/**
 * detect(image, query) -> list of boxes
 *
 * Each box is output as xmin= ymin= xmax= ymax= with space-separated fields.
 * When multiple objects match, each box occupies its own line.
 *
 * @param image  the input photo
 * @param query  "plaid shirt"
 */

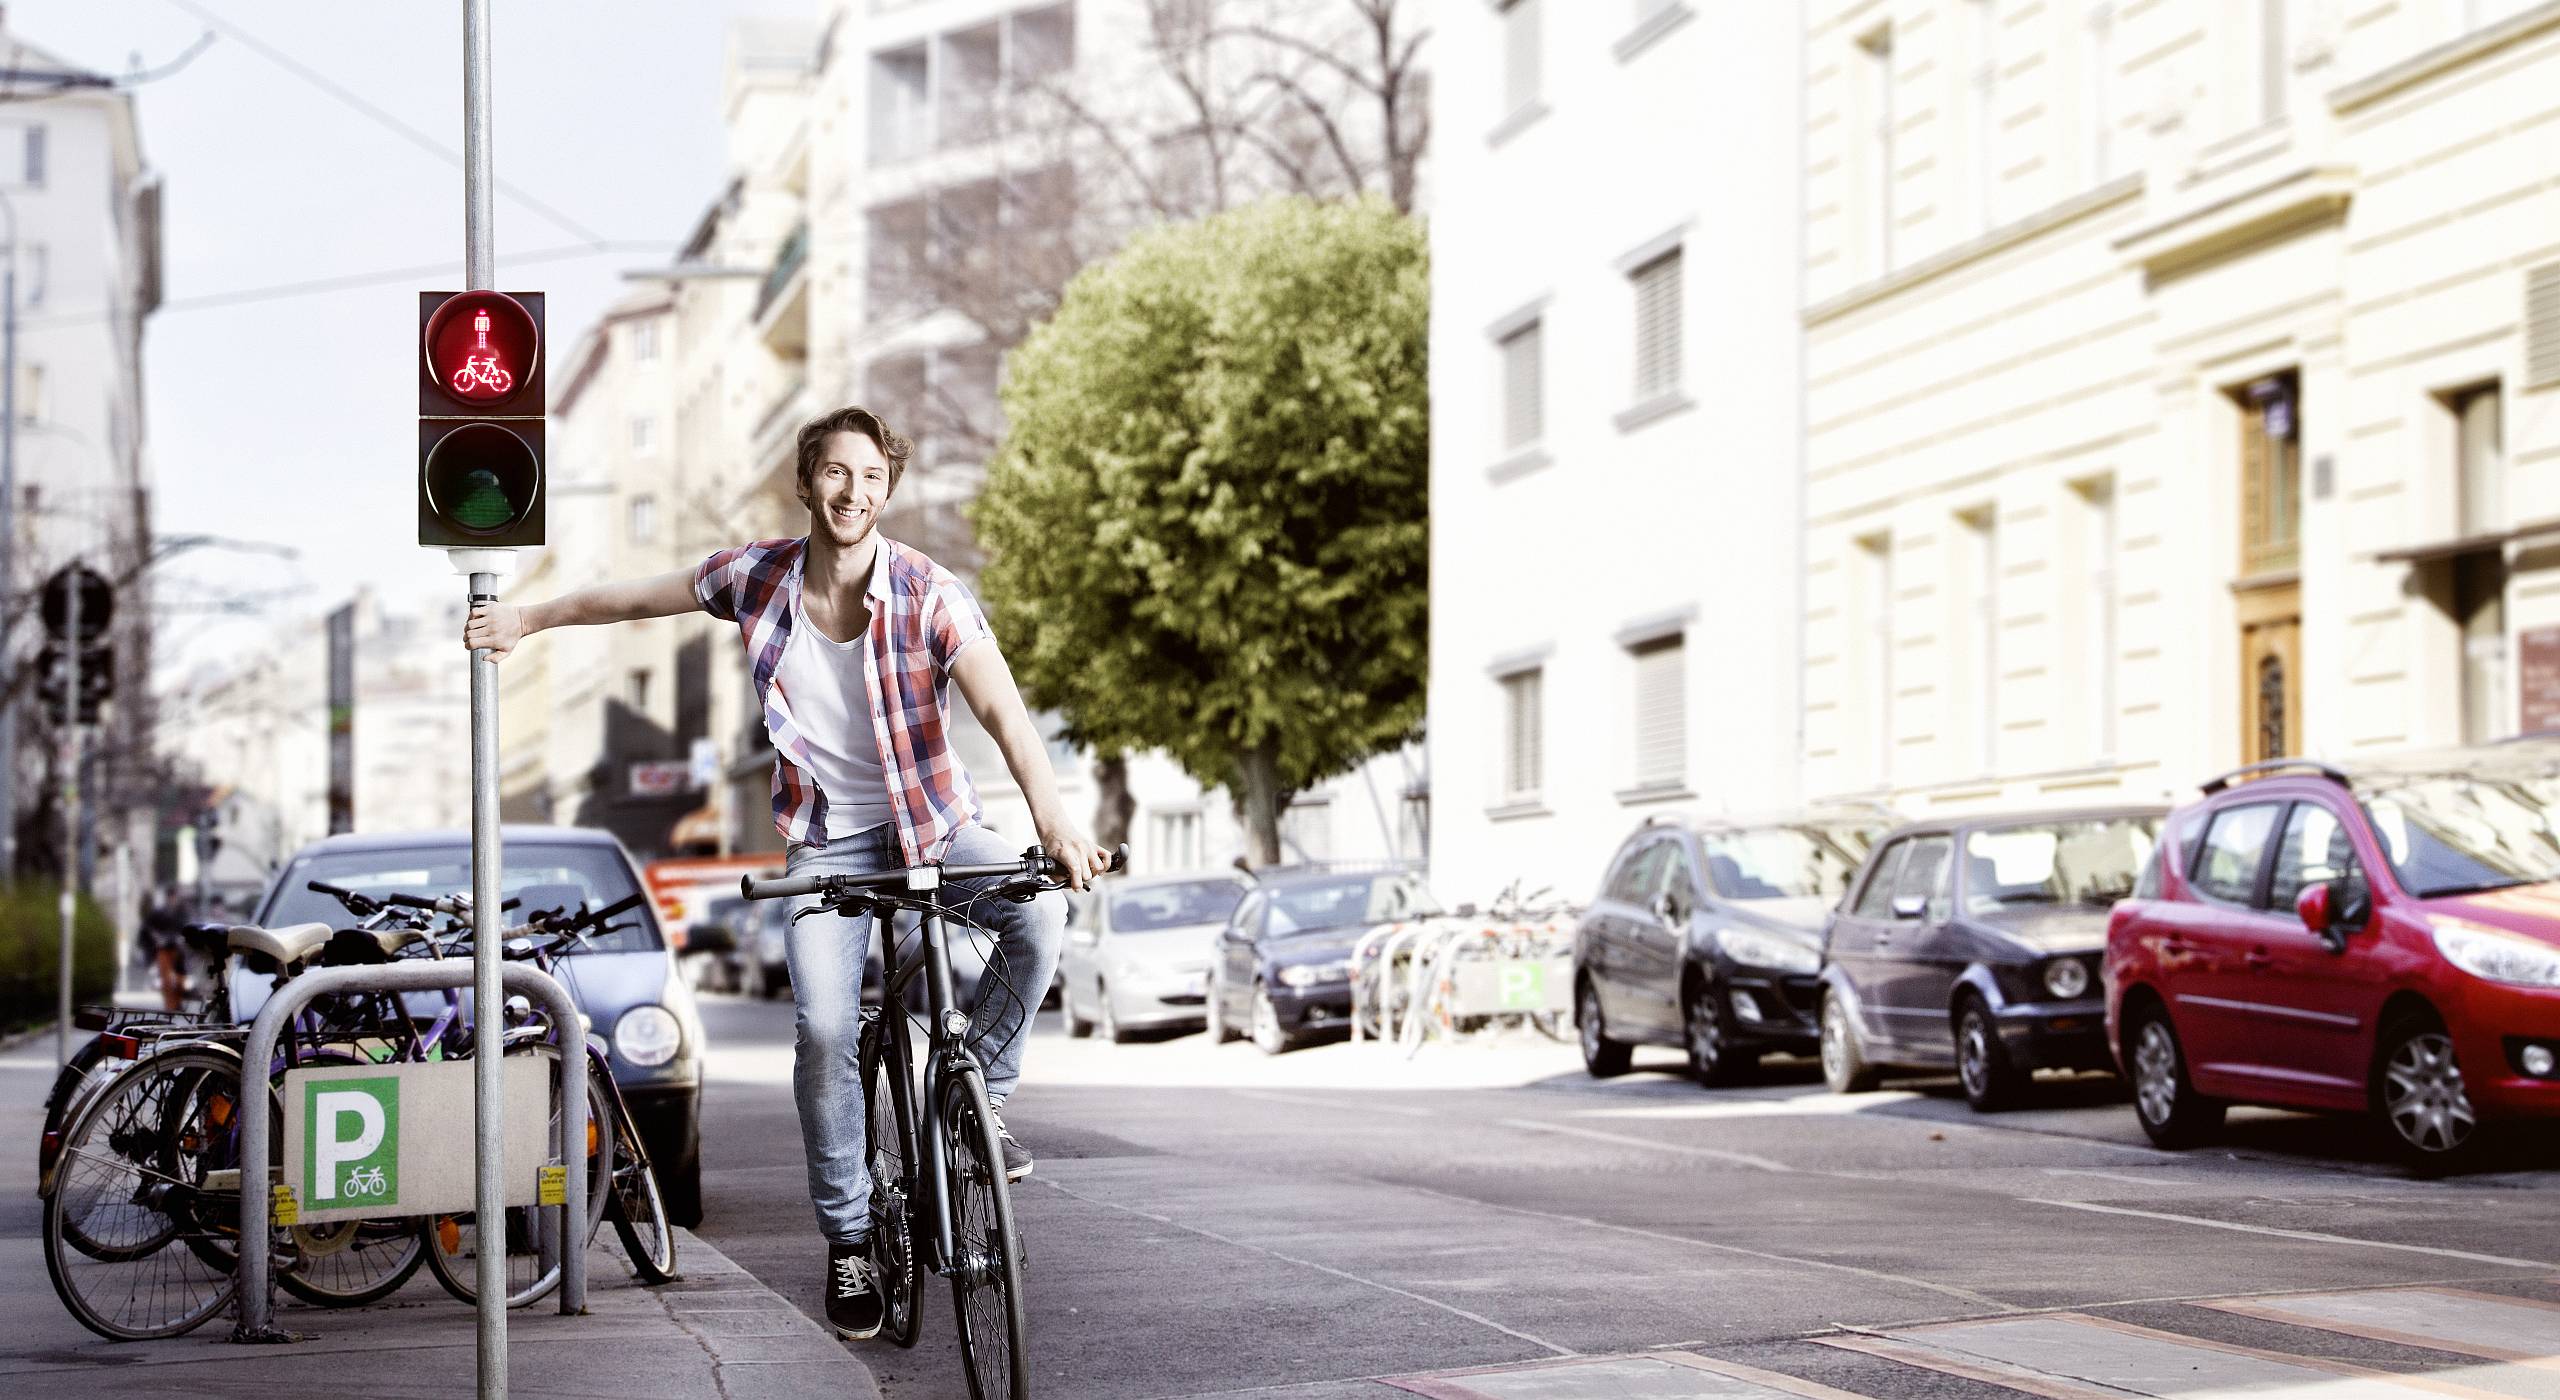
xmin=695 ymin=536 xmax=994 ymax=863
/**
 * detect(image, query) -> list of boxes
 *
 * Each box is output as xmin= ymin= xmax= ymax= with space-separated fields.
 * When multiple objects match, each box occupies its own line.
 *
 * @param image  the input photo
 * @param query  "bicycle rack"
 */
xmin=1349 ymin=896 xmax=1581 ymax=1055
xmin=232 ymin=959 xmax=594 ymax=1341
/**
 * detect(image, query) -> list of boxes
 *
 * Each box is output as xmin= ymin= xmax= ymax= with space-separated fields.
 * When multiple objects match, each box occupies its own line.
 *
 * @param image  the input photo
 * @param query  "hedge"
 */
xmin=0 ymin=882 xmax=115 ymax=1035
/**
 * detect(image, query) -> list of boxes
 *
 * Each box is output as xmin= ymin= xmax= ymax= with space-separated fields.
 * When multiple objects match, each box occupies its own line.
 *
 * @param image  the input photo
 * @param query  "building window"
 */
xmin=1860 ymin=532 xmax=1894 ymax=784
xmin=632 ymin=321 xmax=659 ymax=361
xmin=2083 ymin=2 xmax=2115 ymax=184
xmin=2448 ymin=381 xmax=2506 ymax=743
xmin=22 ymin=243 xmax=44 ymax=307
xmin=1501 ymin=0 xmax=1541 ymax=119
xmin=1281 ymin=796 xmax=1332 ymax=862
xmin=17 ymin=361 xmax=41 ymax=424
xmin=632 ymin=416 xmax=656 ymax=455
xmin=1500 ymin=668 xmax=1543 ymax=802
xmin=1630 ymin=248 xmax=1683 ymax=403
xmin=1961 ymin=509 xmax=1998 ymax=773
xmin=627 ymin=669 xmax=651 ymax=711
xmin=20 ymin=125 xmax=42 ymax=187
xmin=2259 ymin=0 xmax=2288 ymax=126
xmin=1965 ymin=0 xmax=1998 ymax=233
xmin=2077 ymin=477 xmax=2118 ymax=761
xmin=1858 ymin=25 xmax=1895 ymax=277
xmin=629 ymin=494 xmax=657 ymax=545
xmin=1629 ymin=635 xmax=1687 ymax=790
xmin=1499 ymin=319 xmax=1542 ymax=451
xmin=2455 ymin=381 xmax=2504 ymax=536
xmin=1150 ymin=807 xmax=1203 ymax=871
xmin=2238 ymin=373 xmax=2301 ymax=576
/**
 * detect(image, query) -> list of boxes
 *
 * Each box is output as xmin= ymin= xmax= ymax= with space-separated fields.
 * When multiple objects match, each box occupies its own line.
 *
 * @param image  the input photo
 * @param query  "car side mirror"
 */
xmin=1652 ymin=892 xmax=1684 ymax=926
xmin=1890 ymin=894 xmax=1926 ymax=921
xmin=2294 ymin=882 xmax=2331 ymax=935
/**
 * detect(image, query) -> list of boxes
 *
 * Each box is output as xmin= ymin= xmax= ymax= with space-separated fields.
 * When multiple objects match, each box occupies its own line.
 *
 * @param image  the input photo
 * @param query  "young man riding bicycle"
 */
xmin=462 ymin=405 xmax=1110 ymax=1339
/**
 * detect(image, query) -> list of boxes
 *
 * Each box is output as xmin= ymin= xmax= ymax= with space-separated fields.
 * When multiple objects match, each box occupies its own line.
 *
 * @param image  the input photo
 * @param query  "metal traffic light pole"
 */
xmin=55 ymin=568 xmax=76 ymax=1071
xmin=459 ymin=0 xmax=512 ymax=1391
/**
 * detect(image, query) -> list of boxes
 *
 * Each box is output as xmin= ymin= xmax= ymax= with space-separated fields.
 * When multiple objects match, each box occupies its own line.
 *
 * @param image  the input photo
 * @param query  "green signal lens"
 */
xmin=450 ymin=468 xmax=515 ymax=529
xmin=423 ymin=423 xmax=540 ymax=536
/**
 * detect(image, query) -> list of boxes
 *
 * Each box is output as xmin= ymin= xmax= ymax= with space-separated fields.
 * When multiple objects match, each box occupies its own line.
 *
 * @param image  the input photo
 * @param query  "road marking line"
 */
xmin=1394 ymin=1182 xmax=2013 ymax=1313
xmin=1230 ymin=1088 xmax=1437 ymax=1118
xmin=1498 ymin=1118 xmax=1796 ymax=1173
xmin=2040 ymin=1168 xmax=2168 ymax=1187
xmin=2020 ymin=1198 xmax=2560 ymax=1269
xmin=2192 ymin=1287 xmax=2560 ymax=1369
xmin=1028 ymin=1176 xmax=1576 ymax=1358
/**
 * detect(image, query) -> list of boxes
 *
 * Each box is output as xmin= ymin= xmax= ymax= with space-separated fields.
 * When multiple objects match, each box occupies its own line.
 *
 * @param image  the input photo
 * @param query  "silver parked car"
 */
xmin=1060 ymin=873 xmax=1251 ymax=1041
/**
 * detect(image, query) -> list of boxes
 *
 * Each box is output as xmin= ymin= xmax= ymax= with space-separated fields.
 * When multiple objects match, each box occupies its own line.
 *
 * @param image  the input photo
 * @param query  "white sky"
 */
xmin=21 ymin=0 xmax=806 ymax=681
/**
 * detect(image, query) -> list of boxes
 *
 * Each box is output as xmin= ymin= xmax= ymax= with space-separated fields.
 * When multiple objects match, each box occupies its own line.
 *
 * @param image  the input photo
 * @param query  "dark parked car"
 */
xmin=1206 ymin=866 xmax=1441 ymax=1054
xmin=243 ymin=825 xmax=708 ymax=1224
xmin=2109 ymin=747 xmax=2560 ymax=1166
xmin=1575 ymin=810 xmax=1889 ymax=1084
xmin=1818 ymin=806 xmax=2165 ymax=1110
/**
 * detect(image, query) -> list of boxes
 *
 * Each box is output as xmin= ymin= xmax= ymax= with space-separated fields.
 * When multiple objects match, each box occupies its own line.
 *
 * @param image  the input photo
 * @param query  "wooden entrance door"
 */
xmin=2238 ymin=583 xmax=2302 ymax=762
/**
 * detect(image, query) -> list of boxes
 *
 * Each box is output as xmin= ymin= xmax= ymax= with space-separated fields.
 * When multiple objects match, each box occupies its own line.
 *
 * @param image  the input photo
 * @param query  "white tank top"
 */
xmin=772 ymin=585 xmax=895 ymax=840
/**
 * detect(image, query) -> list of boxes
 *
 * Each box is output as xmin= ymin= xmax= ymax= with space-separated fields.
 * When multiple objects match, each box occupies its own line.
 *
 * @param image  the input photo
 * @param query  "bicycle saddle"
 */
xmin=226 ymin=922 xmax=335 ymax=969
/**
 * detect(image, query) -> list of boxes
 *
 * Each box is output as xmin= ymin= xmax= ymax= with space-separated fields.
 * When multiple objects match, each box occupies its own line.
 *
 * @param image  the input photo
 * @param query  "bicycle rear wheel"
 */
xmin=423 ymin=1044 xmax=611 ymax=1308
xmin=861 ymin=1015 xmax=923 ymax=1347
xmin=605 ymin=1097 xmax=679 ymax=1284
xmin=941 ymin=1070 xmax=1028 ymax=1400
xmin=42 ymin=1045 xmax=246 ymax=1340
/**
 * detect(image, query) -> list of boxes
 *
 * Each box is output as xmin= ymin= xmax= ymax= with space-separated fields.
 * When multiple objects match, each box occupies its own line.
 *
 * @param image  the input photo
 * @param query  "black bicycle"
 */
xmin=743 ymin=842 xmax=1123 ymax=1400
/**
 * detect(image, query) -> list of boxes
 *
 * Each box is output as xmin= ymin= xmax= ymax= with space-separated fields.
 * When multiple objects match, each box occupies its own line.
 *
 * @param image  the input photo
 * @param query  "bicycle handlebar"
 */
xmin=307 ymin=880 xmax=520 ymax=921
xmin=740 ymin=843 xmax=1129 ymax=902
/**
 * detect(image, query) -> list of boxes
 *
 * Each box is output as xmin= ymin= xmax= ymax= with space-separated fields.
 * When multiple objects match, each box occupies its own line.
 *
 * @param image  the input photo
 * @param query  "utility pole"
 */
xmin=2 ymin=206 xmax=20 ymax=882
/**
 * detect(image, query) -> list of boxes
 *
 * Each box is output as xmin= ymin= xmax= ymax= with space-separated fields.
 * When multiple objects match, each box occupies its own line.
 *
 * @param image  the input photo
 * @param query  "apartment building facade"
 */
xmin=1426 ymin=0 xmax=1808 ymax=902
xmin=1799 ymin=0 xmax=2560 ymax=812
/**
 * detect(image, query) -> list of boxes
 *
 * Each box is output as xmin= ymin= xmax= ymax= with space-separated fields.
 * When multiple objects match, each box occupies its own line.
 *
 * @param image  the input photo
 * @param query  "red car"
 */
xmin=2106 ymin=747 xmax=2560 ymax=1167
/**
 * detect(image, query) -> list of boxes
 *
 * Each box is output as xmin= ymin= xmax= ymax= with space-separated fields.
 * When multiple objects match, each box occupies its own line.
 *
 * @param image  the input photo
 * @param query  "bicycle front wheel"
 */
xmin=423 ymin=1044 xmax=611 ymax=1309
xmin=941 ymin=1070 xmax=1028 ymax=1400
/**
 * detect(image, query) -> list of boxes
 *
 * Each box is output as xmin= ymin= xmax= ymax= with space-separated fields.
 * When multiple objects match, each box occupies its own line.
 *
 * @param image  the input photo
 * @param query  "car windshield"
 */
xmin=2360 ymin=773 xmax=2560 ymax=897
xmin=1700 ymin=825 xmax=1871 ymax=901
xmin=1962 ymin=818 xmax=2159 ymax=914
xmin=260 ymin=843 xmax=661 ymax=954
xmin=1110 ymin=878 xmax=1248 ymax=933
xmin=1267 ymin=872 xmax=1441 ymax=936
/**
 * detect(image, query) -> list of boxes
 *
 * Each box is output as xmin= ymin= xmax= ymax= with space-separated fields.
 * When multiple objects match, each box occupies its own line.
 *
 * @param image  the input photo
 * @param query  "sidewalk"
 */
xmin=0 ymin=1036 xmax=877 ymax=1400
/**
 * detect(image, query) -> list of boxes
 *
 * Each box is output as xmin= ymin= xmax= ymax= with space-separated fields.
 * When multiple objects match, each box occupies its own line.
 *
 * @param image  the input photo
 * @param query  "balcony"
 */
xmin=755 ymin=221 xmax=809 ymax=357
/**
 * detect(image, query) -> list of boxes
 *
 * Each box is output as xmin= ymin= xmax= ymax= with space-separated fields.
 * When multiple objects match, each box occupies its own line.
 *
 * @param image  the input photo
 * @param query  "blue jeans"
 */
xmin=783 ymin=821 xmax=1065 ymax=1243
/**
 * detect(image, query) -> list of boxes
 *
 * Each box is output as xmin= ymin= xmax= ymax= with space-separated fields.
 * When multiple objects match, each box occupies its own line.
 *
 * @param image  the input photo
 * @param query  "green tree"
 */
xmin=974 ymin=196 xmax=1427 ymax=865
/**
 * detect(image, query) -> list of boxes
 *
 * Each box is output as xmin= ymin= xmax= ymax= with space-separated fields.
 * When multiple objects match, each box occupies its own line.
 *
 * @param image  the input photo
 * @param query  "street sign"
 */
xmin=280 ymin=1056 xmax=553 ymax=1223
xmin=630 ymin=760 xmax=692 ymax=796
xmin=419 ymin=289 xmax=547 ymax=548
xmin=39 ymin=562 xmax=111 ymax=642
xmin=1451 ymin=957 xmax=1574 ymax=1016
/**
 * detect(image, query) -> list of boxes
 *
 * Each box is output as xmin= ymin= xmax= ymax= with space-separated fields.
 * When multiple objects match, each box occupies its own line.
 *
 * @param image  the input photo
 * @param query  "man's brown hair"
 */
xmin=795 ymin=406 xmax=912 ymax=503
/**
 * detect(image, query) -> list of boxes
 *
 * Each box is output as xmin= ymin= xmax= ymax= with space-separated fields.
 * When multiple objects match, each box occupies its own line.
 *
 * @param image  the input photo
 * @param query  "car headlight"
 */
xmin=613 ymin=1004 xmax=683 ymax=1066
xmin=2431 ymin=918 xmax=2560 ymax=988
xmin=2043 ymin=958 xmax=2091 ymax=999
xmin=1277 ymin=960 xmax=1351 ymax=988
xmin=1713 ymin=926 xmax=1819 ymax=975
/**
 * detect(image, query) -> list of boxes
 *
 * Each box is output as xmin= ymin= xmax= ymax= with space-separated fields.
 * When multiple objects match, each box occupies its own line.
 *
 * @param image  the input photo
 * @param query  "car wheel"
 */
xmin=1250 ymin=982 xmax=1295 ymax=1056
xmin=1956 ymin=1000 xmax=2026 ymax=1113
xmin=1206 ymin=974 xmax=1240 ymax=1044
xmin=1099 ymin=983 xmax=1130 ymax=1045
xmin=2127 ymin=1003 xmax=2223 ymax=1149
xmin=1062 ymin=984 xmax=1093 ymax=1039
xmin=1819 ymin=991 xmax=1881 ymax=1094
xmin=1684 ymin=973 xmax=1757 ymax=1087
xmin=2374 ymin=1012 xmax=2482 ymax=1171
xmin=1577 ymin=978 xmax=1633 ymax=1078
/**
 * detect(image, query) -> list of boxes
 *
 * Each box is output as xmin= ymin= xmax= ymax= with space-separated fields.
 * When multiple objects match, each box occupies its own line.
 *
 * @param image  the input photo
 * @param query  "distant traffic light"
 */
xmin=35 ymin=643 xmax=112 ymax=724
xmin=418 ymin=290 xmax=546 ymax=548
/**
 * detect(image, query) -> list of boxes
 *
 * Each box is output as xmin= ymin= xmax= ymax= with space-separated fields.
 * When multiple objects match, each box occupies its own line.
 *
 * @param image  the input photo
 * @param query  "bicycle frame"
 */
xmin=871 ymin=866 xmax=996 ymax=1281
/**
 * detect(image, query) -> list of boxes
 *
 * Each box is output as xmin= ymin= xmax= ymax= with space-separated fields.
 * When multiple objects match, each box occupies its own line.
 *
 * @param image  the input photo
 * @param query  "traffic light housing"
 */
xmin=418 ymin=290 xmax=545 ymax=548
xmin=35 ymin=643 xmax=113 ymax=725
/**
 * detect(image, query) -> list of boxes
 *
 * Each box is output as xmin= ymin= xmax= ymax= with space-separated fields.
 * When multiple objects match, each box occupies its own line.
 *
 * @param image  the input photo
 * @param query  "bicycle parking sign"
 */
xmin=282 ymin=1058 xmax=551 ymax=1223
xmin=305 ymin=1076 xmax=402 ymax=1210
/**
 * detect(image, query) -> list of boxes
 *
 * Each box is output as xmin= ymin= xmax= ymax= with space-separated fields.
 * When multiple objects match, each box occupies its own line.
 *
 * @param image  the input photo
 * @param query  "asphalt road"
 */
xmin=688 ymin=993 xmax=2560 ymax=1400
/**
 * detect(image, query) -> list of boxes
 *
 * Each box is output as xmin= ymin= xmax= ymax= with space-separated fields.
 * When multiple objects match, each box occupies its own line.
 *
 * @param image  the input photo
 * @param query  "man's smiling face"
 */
xmin=801 ymin=430 xmax=893 ymax=548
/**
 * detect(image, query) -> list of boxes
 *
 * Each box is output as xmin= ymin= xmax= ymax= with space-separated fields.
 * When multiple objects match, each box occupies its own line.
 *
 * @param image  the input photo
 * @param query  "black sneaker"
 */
xmin=825 ymin=1240 xmax=882 ymax=1340
xmin=986 ymin=1103 xmax=1033 ymax=1181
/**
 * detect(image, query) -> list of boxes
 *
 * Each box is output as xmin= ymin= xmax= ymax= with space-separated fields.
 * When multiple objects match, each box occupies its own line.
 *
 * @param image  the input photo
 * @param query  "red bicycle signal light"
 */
xmin=419 ymin=290 xmax=544 ymax=416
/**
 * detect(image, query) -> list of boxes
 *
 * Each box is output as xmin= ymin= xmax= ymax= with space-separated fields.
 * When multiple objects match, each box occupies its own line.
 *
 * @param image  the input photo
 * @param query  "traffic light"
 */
xmin=34 ymin=644 xmax=112 ymax=724
xmin=418 ymin=290 xmax=546 ymax=548
xmin=37 ymin=563 xmax=114 ymax=724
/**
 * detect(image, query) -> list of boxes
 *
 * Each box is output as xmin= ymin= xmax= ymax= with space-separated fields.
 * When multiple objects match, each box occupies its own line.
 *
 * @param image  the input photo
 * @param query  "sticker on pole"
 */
xmin=272 ymin=1183 xmax=300 ymax=1226
xmin=282 ymin=1057 xmax=552 ymax=1222
xmin=537 ymin=1163 xmax=567 ymax=1207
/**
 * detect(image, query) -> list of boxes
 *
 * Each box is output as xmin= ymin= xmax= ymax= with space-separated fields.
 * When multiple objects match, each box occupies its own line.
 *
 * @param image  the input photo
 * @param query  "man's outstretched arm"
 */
xmin=950 ymin=641 xmax=1112 ymax=892
xmin=462 ymin=567 xmax=699 ymax=660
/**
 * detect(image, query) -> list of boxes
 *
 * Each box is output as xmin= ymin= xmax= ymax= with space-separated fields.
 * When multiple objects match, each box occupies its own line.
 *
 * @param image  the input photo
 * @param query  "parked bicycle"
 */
xmin=744 ymin=841 xmax=1125 ymax=1400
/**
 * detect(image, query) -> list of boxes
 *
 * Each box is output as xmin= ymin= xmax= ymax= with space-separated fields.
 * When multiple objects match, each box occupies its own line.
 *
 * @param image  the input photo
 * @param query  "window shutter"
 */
xmin=1503 ymin=0 xmax=1541 ymax=116
xmin=2529 ymin=261 xmax=2560 ymax=391
xmin=1631 ymin=638 xmax=1686 ymax=787
xmin=1503 ymin=670 xmax=1543 ymax=799
xmin=1501 ymin=321 xmax=1543 ymax=450
xmin=1632 ymin=250 xmax=1684 ymax=402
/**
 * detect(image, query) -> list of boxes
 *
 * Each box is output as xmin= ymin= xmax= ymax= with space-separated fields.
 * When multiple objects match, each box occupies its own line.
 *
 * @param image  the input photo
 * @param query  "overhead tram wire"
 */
xmin=158 ymin=0 xmax=614 ymax=250
xmin=13 ymin=241 xmax=668 ymax=329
